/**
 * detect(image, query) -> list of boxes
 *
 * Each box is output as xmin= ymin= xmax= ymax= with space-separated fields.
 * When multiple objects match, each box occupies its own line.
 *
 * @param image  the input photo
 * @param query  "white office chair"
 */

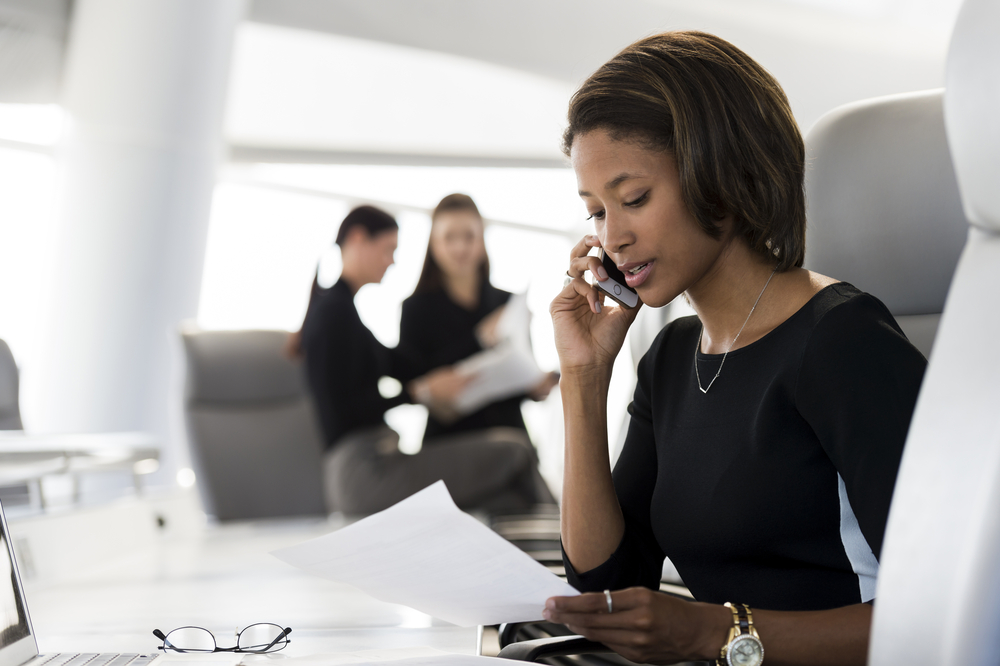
xmin=804 ymin=89 xmax=967 ymax=359
xmin=868 ymin=0 xmax=1000 ymax=663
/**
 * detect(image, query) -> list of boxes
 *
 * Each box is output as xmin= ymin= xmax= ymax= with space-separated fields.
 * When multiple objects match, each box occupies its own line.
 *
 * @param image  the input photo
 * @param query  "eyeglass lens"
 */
xmin=237 ymin=623 xmax=291 ymax=652
xmin=162 ymin=627 xmax=215 ymax=653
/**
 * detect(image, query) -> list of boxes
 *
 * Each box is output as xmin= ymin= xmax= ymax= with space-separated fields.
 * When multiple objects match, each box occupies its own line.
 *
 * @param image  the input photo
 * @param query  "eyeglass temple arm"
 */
xmin=153 ymin=629 xmax=191 ymax=653
xmin=258 ymin=627 xmax=293 ymax=652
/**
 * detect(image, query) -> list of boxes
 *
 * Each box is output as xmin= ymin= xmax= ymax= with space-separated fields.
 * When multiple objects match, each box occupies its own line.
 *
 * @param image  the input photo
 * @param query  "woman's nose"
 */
xmin=601 ymin=215 xmax=634 ymax=255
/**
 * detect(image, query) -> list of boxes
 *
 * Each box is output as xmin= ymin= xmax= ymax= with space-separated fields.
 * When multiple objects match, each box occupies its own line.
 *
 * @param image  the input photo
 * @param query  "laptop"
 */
xmin=0 ymin=500 xmax=159 ymax=666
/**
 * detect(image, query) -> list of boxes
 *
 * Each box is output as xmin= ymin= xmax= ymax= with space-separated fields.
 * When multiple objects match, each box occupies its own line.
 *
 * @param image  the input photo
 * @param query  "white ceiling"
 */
xmin=248 ymin=0 xmax=961 ymax=84
xmin=0 ymin=0 xmax=966 ymax=160
xmin=239 ymin=0 xmax=962 ymax=158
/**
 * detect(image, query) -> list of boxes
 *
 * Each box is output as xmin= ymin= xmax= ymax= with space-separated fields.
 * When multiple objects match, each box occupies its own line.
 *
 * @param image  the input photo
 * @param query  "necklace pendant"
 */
xmin=693 ymin=265 xmax=778 ymax=395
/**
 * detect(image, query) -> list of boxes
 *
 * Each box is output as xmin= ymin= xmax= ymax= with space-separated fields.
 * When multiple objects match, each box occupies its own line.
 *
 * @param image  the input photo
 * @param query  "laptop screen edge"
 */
xmin=0 ymin=499 xmax=39 ymax=666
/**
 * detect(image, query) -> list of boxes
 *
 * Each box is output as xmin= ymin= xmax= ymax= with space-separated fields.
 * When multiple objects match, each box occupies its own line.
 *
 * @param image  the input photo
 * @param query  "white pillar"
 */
xmin=35 ymin=0 xmax=245 ymax=484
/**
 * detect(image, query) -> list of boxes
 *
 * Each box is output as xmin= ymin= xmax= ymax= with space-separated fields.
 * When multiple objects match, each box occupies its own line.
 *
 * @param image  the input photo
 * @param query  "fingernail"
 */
xmin=542 ymin=609 xmax=552 ymax=620
xmin=597 ymin=266 xmax=608 ymax=280
xmin=587 ymin=235 xmax=598 ymax=242
xmin=595 ymin=301 xmax=602 ymax=314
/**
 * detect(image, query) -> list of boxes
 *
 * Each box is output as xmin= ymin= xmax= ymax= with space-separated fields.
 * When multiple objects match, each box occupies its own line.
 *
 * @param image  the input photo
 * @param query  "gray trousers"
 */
xmin=323 ymin=425 xmax=555 ymax=516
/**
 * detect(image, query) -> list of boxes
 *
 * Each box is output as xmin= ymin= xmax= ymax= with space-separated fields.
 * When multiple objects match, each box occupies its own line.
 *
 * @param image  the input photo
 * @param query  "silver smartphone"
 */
xmin=595 ymin=248 xmax=639 ymax=309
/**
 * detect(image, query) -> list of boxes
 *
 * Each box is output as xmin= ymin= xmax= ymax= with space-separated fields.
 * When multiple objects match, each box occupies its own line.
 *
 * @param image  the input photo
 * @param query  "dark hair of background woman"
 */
xmin=411 ymin=193 xmax=491 ymax=296
xmin=308 ymin=205 xmax=398 ymax=303
xmin=334 ymin=205 xmax=398 ymax=246
xmin=563 ymin=30 xmax=806 ymax=271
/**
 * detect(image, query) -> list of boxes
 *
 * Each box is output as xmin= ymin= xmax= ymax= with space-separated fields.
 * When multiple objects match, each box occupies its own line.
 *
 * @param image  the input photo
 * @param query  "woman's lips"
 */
xmin=623 ymin=261 xmax=653 ymax=288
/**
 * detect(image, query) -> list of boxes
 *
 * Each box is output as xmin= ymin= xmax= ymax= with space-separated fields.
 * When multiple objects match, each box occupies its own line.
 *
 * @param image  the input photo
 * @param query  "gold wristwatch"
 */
xmin=717 ymin=602 xmax=764 ymax=666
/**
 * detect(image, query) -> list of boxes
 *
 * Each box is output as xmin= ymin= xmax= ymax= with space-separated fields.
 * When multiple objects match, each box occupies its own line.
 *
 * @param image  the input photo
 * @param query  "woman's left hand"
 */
xmin=543 ymin=588 xmax=726 ymax=664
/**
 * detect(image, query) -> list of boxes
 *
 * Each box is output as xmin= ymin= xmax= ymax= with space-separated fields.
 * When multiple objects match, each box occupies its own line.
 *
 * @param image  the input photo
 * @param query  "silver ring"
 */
xmin=604 ymin=589 xmax=613 ymax=614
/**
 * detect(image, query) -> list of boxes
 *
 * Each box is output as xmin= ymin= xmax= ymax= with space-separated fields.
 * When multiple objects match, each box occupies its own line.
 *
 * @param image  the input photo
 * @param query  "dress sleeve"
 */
xmin=795 ymin=295 xmax=927 ymax=560
xmin=387 ymin=317 xmax=423 ymax=387
xmin=564 ymin=343 xmax=665 ymax=592
xmin=306 ymin=297 xmax=400 ymax=426
xmin=399 ymin=297 xmax=439 ymax=377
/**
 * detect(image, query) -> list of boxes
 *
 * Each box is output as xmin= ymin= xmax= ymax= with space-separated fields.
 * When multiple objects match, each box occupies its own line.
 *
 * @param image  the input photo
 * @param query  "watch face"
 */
xmin=728 ymin=634 xmax=764 ymax=666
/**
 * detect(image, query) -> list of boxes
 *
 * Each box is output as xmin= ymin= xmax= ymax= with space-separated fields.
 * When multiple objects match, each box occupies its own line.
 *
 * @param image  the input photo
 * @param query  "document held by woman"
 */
xmin=271 ymin=481 xmax=578 ymax=626
xmin=451 ymin=292 xmax=546 ymax=416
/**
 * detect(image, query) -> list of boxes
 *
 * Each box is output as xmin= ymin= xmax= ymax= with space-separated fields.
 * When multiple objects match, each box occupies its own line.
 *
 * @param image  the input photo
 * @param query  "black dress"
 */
xmin=400 ymin=282 xmax=528 ymax=441
xmin=565 ymin=283 xmax=927 ymax=611
xmin=301 ymin=278 xmax=419 ymax=448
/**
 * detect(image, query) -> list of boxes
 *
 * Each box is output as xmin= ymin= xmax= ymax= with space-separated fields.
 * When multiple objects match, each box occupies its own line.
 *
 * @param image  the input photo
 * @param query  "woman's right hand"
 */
xmin=409 ymin=366 xmax=471 ymax=405
xmin=407 ymin=367 xmax=472 ymax=425
xmin=550 ymin=235 xmax=641 ymax=375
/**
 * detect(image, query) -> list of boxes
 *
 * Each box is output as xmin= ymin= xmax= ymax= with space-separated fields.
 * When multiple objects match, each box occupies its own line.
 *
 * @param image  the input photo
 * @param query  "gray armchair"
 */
xmin=0 ymin=339 xmax=23 ymax=431
xmin=181 ymin=327 xmax=326 ymax=521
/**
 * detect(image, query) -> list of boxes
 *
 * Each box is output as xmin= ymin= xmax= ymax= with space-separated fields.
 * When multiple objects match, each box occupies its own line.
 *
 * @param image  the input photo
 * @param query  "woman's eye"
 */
xmin=586 ymin=210 xmax=606 ymax=221
xmin=624 ymin=191 xmax=649 ymax=207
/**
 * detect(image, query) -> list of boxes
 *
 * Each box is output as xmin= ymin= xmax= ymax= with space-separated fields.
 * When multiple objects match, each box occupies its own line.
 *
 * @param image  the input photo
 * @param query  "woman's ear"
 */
xmin=344 ymin=225 xmax=370 ymax=248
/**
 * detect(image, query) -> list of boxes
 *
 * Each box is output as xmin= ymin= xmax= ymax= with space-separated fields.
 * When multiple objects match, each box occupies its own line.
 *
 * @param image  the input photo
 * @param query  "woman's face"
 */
xmin=360 ymin=229 xmax=398 ymax=284
xmin=429 ymin=209 xmax=486 ymax=280
xmin=571 ymin=129 xmax=731 ymax=308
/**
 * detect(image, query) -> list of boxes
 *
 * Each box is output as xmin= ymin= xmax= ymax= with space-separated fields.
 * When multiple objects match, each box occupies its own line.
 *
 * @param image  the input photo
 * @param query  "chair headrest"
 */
xmin=181 ymin=329 xmax=306 ymax=404
xmin=945 ymin=0 xmax=1000 ymax=232
xmin=804 ymin=89 xmax=968 ymax=316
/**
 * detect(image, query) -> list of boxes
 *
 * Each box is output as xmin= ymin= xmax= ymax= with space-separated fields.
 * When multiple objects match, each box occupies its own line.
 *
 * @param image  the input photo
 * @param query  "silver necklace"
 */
xmin=695 ymin=266 xmax=778 ymax=394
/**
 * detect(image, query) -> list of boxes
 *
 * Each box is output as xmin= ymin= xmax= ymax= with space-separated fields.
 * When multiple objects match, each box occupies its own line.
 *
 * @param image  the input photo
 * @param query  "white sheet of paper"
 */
xmin=453 ymin=346 xmax=544 ymax=414
xmin=271 ymin=481 xmax=578 ymax=626
xmin=452 ymin=293 xmax=545 ymax=415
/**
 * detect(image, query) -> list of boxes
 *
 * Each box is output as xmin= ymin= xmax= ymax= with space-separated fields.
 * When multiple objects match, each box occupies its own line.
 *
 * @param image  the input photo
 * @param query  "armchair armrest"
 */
xmin=496 ymin=635 xmax=611 ymax=661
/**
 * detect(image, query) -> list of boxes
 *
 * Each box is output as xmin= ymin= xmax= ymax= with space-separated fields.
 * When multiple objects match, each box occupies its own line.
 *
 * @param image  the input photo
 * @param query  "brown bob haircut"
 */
xmin=412 ymin=193 xmax=491 ymax=295
xmin=563 ymin=31 xmax=805 ymax=271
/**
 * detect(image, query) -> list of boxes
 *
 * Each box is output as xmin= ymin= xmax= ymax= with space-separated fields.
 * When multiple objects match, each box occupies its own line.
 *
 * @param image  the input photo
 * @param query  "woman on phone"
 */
xmin=545 ymin=32 xmax=926 ymax=665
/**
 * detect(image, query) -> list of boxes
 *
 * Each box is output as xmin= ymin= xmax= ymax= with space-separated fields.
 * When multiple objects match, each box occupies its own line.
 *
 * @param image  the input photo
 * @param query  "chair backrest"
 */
xmin=870 ymin=0 xmax=1000 ymax=663
xmin=180 ymin=327 xmax=326 ymax=521
xmin=0 ymin=340 xmax=23 ymax=430
xmin=803 ymin=88 xmax=968 ymax=358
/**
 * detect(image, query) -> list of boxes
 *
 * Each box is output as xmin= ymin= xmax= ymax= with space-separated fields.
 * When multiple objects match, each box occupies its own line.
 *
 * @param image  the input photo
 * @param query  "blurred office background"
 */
xmin=0 ymin=0 xmax=963 ymax=510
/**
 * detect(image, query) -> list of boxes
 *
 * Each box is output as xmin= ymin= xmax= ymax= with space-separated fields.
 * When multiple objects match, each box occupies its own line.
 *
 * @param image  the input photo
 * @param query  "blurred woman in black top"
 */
xmin=400 ymin=194 xmax=559 ymax=441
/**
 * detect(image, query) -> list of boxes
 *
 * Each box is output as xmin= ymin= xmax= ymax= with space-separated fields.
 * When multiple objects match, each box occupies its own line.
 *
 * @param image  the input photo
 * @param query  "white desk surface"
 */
xmin=21 ymin=514 xmax=477 ymax=659
xmin=0 ymin=431 xmax=158 ymax=453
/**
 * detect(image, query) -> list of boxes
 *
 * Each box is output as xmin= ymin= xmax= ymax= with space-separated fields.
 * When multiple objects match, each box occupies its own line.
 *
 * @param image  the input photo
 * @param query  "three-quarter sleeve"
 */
xmin=399 ymin=296 xmax=439 ymax=377
xmin=564 ymin=344 xmax=666 ymax=592
xmin=795 ymin=295 xmax=927 ymax=560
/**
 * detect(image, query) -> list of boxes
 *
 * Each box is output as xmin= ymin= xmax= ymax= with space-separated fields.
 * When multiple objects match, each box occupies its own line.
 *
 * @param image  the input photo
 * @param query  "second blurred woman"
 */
xmin=401 ymin=193 xmax=559 ymax=441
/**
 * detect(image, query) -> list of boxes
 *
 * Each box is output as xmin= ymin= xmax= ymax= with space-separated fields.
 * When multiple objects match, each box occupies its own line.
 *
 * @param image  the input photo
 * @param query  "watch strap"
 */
xmin=718 ymin=603 xmax=763 ymax=665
